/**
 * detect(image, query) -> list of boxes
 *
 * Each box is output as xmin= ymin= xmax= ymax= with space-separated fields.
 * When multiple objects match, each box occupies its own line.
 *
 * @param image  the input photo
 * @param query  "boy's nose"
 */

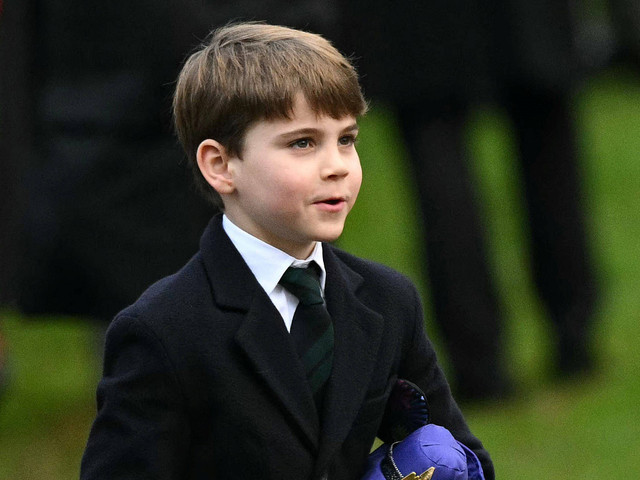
xmin=320 ymin=146 xmax=350 ymax=179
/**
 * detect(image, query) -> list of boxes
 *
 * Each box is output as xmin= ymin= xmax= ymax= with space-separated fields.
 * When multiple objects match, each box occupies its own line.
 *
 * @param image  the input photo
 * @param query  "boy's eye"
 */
xmin=339 ymin=135 xmax=357 ymax=146
xmin=290 ymin=138 xmax=312 ymax=149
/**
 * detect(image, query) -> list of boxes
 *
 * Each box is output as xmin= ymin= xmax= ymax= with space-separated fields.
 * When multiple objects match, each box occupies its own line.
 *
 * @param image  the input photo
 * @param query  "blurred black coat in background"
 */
xmin=339 ymin=0 xmax=600 ymax=399
xmin=0 ymin=0 xmax=340 ymax=322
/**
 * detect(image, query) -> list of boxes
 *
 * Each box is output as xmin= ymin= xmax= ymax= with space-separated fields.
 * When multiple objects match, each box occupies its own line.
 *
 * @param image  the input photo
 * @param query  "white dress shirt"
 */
xmin=222 ymin=215 xmax=326 ymax=332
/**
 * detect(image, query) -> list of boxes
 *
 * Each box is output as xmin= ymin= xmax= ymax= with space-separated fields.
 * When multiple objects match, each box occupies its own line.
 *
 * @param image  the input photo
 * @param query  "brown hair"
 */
xmin=173 ymin=22 xmax=368 ymax=207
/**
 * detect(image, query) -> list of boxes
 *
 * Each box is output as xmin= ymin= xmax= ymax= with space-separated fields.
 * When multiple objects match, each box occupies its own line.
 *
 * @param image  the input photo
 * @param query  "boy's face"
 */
xmin=223 ymin=94 xmax=362 ymax=259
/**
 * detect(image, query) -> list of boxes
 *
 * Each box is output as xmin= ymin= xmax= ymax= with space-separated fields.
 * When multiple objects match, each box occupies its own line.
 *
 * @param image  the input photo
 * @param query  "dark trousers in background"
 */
xmin=398 ymin=88 xmax=597 ymax=400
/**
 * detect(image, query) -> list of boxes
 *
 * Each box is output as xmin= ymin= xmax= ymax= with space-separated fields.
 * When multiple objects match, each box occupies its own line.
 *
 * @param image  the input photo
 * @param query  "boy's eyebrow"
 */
xmin=342 ymin=123 xmax=359 ymax=134
xmin=277 ymin=123 xmax=360 ymax=139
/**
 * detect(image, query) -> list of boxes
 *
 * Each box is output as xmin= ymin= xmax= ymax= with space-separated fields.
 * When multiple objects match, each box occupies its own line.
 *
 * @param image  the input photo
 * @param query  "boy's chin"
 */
xmin=314 ymin=225 xmax=346 ymax=243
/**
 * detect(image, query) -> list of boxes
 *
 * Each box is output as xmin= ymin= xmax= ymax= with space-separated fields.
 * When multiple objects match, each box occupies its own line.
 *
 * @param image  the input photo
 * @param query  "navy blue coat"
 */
xmin=81 ymin=215 xmax=493 ymax=480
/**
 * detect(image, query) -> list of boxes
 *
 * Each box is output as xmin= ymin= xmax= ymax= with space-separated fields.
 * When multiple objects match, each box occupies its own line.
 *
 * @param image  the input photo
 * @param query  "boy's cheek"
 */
xmin=349 ymin=179 xmax=362 ymax=209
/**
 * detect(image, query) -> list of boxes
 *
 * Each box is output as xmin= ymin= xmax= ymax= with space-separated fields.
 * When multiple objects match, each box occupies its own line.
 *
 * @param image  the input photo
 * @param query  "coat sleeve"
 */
xmin=398 ymin=284 xmax=496 ymax=480
xmin=80 ymin=314 xmax=190 ymax=479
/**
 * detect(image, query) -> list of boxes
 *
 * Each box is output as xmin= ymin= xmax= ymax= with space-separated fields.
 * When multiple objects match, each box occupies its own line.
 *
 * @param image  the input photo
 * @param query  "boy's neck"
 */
xmin=222 ymin=214 xmax=319 ymax=260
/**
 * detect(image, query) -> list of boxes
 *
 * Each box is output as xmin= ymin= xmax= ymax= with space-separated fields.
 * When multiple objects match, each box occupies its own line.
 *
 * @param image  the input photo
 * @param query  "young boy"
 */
xmin=81 ymin=23 xmax=494 ymax=480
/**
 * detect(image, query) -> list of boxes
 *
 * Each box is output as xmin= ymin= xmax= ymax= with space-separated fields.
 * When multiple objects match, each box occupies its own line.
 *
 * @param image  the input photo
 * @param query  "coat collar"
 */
xmin=199 ymin=215 xmax=258 ymax=311
xmin=199 ymin=215 xmax=385 ymax=464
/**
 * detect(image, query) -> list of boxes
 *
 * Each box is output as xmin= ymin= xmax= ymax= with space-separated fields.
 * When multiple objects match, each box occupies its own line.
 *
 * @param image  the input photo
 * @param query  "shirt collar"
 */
xmin=222 ymin=215 xmax=326 ymax=296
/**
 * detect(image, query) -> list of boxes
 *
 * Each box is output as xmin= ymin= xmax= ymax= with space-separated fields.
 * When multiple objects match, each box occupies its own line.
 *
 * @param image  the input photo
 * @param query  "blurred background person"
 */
xmin=0 ymin=0 xmax=28 ymax=399
xmin=609 ymin=0 xmax=640 ymax=67
xmin=339 ymin=0 xmax=604 ymax=402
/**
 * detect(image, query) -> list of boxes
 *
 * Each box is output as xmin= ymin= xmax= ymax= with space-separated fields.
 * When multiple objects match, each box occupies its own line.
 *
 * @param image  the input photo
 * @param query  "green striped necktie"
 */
xmin=279 ymin=263 xmax=334 ymax=412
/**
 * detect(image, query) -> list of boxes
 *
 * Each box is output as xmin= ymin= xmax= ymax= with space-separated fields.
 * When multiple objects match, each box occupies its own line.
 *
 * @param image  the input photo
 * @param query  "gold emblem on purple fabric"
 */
xmin=401 ymin=467 xmax=435 ymax=480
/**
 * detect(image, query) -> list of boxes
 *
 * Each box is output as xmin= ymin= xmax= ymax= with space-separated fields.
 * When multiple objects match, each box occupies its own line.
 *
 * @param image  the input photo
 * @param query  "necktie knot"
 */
xmin=279 ymin=264 xmax=324 ymax=306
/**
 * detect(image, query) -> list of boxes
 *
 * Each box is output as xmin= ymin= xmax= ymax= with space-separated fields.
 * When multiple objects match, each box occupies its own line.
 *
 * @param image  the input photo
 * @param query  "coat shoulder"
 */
xmin=115 ymin=252 xmax=209 ymax=325
xmin=327 ymin=245 xmax=418 ymax=297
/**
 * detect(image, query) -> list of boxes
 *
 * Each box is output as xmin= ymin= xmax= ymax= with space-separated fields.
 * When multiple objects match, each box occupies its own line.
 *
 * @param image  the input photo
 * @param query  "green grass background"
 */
xmin=1 ymin=66 xmax=640 ymax=479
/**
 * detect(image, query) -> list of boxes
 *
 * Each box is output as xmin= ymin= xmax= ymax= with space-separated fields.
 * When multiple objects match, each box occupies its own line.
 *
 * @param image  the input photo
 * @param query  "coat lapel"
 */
xmin=234 ymin=296 xmax=321 ymax=450
xmin=199 ymin=216 xmax=320 ymax=451
xmin=315 ymin=246 xmax=385 ymax=473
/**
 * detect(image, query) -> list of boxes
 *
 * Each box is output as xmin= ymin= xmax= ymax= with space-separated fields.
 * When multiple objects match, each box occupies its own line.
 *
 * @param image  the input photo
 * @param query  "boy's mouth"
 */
xmin=314 ymin=196 xmax=345 ymax=205
xmin=313 ymin=196 xmax=348 ymax=212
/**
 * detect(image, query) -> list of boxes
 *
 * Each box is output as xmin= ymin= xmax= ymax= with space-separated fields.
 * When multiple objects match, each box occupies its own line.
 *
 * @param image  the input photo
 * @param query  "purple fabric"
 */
xmin=362 ymin=425 xmax=485 ymax=480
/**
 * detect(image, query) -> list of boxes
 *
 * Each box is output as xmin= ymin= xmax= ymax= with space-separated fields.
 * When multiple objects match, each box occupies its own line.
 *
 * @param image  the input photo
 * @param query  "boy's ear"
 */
xmin=196 ymin=139 xmax=236 ymax=195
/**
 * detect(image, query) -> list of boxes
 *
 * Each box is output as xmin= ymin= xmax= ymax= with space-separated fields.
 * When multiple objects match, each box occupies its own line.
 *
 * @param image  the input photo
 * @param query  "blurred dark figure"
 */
xmin=338 ymin=0 xmax=621 ymax=401
xmin=0 ymin=1 xmax=340 ymax=325
xmin=610 ymin=0 xmax=640 ymax=66
xmin=0 ymin=0 xmax=26 ymax=398
xmin=2 ymin=2 xmax=217 ymax=323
